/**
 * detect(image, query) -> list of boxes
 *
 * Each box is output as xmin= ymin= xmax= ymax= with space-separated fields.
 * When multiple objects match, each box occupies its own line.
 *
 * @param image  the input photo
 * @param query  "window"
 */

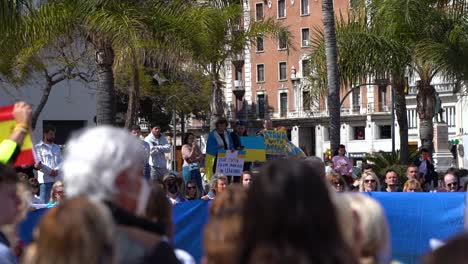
xmin=256 ymin=64 xmax=265 ymax=82
xmin=352 ymin=87 xmax=361 ymax=112
xmin=443 ymin=106 xmax=456 ymax=128
xmin=407 ymin=109 xmax=418 ymax=129
xmin=257 ymin=94 xmax=265 ymax=118
xmin=255 ymin=3 xmax=263 ymax=21
xmin=300 ymin=0 xmax=309 ymax=15
xmin=278 ymin=33 xmax=287 ymax=50
xmin=277 ymin=0 xmax=286 ymax=18
xmin=280 ymin=92 xmax=288 ymax=117
xmin=379 ymin=125 xmax=392 ymax=139
xmin=256 ymin=36 xmax=264 ymax=52
xmin=301 ymin=59 xmax=310 ymax=77
xmin=301 ymin=28 xmax=310 ymax=47
xmin=378 ymin=86 xmax=387 ymax=111
xmin=353 ymin=126 xmax=365 ymax=140
xmin=303 ymin=91 xmax=310 ymax=110
xmin=324 ymin=127 xmax=330 ymax=141
xmin=279 ymin=62 xmax=287 ymax=81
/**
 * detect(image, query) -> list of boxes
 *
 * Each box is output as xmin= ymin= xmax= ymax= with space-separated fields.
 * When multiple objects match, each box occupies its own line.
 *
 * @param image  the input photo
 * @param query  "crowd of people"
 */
xmin=326 ymin=144 xmax=466 ymax=194
xmin=1 ymin=101 xmax=467 ymax=264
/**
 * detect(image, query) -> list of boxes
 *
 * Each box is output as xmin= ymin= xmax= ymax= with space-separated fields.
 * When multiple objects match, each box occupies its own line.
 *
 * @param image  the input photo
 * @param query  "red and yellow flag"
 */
xmin=0 ymin=104 xmax=35 ymax=167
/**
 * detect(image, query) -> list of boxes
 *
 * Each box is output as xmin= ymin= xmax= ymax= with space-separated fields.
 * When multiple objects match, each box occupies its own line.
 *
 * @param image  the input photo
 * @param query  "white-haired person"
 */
xmin=62 ymin=126 xmax=179 ymax=264
xmin=201 ymin=174 xmax=228 ymax=200
xmin=359 ymin=171 xmax=381 ymax=192
xmin=341 ymin=193 xmax=392 ymax=264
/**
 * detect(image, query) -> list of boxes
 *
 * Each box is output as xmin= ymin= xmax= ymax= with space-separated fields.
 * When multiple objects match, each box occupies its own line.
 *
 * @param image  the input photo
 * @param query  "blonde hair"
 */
xmin=24 ymin=197 xmax=115 ymax=264
xmin=211 ymin=174 xmax=228 ymax=196
xmin=359 ymin=172 xmax=381 ymax=192
xmin=49 ymin=181 xmax=64 ymax=203
xmin=342 ymin=193 xmax=390 ymax=264
xmin=403 ymin=179 xmax=422 ymax=192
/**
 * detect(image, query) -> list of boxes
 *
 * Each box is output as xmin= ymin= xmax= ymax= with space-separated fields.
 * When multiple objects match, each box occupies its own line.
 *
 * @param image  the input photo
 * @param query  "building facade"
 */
xmin=223 ymin=0 xmax=468 ymax=168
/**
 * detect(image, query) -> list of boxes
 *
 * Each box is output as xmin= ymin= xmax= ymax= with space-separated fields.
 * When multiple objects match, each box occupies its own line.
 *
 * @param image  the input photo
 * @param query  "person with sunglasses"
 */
xmin=326 ymin=172 xmax=346 ymax=192
xmin=442 ymin=173 xmax=464 ymax=192
xmin=359 ymin=172 xmax=381 ymax=192
xmin=185 ymin=180 xmax=199 ymax=200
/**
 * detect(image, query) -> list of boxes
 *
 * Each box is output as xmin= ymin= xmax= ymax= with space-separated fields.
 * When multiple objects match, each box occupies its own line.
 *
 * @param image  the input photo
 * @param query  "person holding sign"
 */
xmin=181 ymin=133 xmax=203 ymax=195
xmin=205 ymin=118 xmax=234 ymax=180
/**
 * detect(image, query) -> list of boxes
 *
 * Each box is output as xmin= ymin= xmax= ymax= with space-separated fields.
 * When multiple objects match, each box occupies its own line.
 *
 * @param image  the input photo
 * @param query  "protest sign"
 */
xmin=263 ymin=130 xmax=288 ymax=155
xmin=215 ymin=150 xmax=245 ymax=176
xmin=240 ymin=136 xmax=266 ymax=162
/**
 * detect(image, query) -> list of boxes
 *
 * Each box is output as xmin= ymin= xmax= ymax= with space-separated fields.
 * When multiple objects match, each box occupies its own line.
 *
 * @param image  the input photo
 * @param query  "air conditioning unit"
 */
xmin=302 ymin=39 xmax=310 ymax=47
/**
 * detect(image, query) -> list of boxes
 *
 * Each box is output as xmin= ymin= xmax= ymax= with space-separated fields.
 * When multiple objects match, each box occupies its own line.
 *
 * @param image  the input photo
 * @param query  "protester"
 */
xmin=326 ymin=172 xmax=346 ymax=192
xmin=27 ymin=178 xmax=41 ymax=204
xmin=341 ymin=193 xmax=391 ymax=264
xmin=185 ymin=180 xmax=199 ymax=200
xmin=22 ymin=197 xmax=115 ymax=264
xmin=382 ymin=169 xmax=402 ymax=192
xmin=362 ymin=164 xmax=374 ymax=174
xmin=441 ymin=173 xmax=463 ymax=192
xmin=145 ymin=124 xmax=171 ymax=181
xmin=206 ymin=118 xmax=234 ymax=179
xmin=181 ymin=133 xmax=203 ymax=194
xmin=240 ymin=171 xmax=253 ymax=188
xmin=62 ymin=126 xmax=177 ymax=264
xmin=231 ymin=120 xmax=248 ymax=150
xmin=34 ymin=125 xmax=62 ymax=203
xmin=163 ymin=173 xmax=186 ymax=205
xmin=332 ymin=144 xmax=353 ymax=185
xmin=145 ymin=185 xmax=195 ymax=264
xmin=413 ymin=148 xmax=436 ymax=190
xmin=131 ymin=125 xmax=151 ymax=180
xmin=403 ymin=179 xmax=423 ymax=192
xmin=239 ymin=160 xmax=357 ymax=264
xmin=201 ymin=174 xmax=228 ymax=200
xmin=406 ymin=165 xmax=419 ymax=180
xmin=256 ymin=118 xmax=274 ymax=137
xmin=46 ymin=181 xmax=65 ymax=208
xmin=0 ymin=102 xmax=32 ymax=165
xmin=359 ymin=171 xmax=381 ymax=192
xmin=204 ymin=185 xmax=247 ymax=264
xmin=0 ymin=164 xmax=21 ymax=264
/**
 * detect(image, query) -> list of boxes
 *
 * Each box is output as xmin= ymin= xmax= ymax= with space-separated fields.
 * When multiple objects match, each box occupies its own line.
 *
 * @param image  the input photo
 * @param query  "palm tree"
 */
xmin=321 ymin=0 xmax=341 ymax=153
xmin=308 ymin=12 xmax=412 ymax=162
xmin=2 ymin=0 xmax=197 ymax=126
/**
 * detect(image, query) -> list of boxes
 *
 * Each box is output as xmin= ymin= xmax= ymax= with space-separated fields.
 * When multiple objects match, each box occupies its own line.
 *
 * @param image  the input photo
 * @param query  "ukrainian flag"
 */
xmin=240 ymin=137 xmax=266 ymax=162
xmin=0 ymin=104 xmax=35 ymax=167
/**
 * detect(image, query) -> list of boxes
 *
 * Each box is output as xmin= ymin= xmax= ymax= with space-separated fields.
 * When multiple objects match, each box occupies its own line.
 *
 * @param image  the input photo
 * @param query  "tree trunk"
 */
xmin=95 ymin=41 xmax=116 ymax=125
xmin=31 ymin=73 xmax=54 ymax=130
xmin=210 ymin=74 xmax=224 ymax=129
xmin=124 ymin=50 xmax=140 ymax=129
xmin=322 ymin=0 xmax=341 ymax=153
xmin=392 ymin=78 xmax=409 ymax=164
xmin=416 ymin=81 xmax=436 ymax=153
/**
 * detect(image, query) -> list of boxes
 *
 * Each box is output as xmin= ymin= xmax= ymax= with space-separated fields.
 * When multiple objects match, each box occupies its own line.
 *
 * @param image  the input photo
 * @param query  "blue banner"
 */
xmin=18 ymin=194 xmax=465 ymax=264
xmin=367 ymin=192 xmax=465 ymax=264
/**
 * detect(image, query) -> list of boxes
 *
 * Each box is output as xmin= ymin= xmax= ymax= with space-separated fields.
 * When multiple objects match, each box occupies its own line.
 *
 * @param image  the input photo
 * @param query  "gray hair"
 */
xmin=63 ymin=126 xmax=146 ymax=201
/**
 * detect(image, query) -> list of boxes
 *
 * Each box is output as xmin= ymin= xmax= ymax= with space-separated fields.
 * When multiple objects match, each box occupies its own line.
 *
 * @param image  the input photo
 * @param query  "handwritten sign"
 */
xmin=263 ymin=130 xmax=288 ymax=155
xmin=215 ymin=150 xmax=245 ymax=176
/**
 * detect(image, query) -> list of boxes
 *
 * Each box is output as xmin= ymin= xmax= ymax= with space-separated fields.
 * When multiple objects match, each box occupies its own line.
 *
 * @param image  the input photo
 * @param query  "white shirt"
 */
xmin=35 ymin=141 xmax=62 ymax=184
xmin=144 ymin=134 xmax=171 ymax=168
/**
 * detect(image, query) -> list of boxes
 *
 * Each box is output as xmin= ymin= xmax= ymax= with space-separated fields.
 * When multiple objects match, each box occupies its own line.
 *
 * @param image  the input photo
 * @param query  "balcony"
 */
xmin=407 ymin=83 xmax=456 ymax=95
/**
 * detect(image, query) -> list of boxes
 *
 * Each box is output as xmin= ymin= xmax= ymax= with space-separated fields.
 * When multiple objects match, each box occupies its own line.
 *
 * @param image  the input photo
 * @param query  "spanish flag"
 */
xmin=0 ymin=104 xmax=35 ymax=167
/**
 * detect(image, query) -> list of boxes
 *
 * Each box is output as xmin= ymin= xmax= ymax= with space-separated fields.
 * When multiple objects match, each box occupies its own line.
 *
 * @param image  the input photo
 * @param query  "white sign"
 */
xmin=215 ymin=150 xmax=245 ymax=176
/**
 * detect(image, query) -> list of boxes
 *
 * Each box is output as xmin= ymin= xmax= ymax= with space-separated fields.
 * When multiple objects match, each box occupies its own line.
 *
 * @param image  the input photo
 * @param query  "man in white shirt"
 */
xmin=144 ymin=124 xmax=171 ymax=181
xmin=34 ymin=125 xmax=62 ymax=203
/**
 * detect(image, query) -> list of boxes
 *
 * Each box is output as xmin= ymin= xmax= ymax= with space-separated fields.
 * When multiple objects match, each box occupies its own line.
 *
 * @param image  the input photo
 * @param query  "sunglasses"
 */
xmin=187 ymin=186 xmax=196 ymax=190
xmin=447 ymin=182 xmax=458 ymax=187
xmin=332 ymin=181 xmax=344 ymax=186
xmin=55 ymin=191 xmax=64 ymax=195
xmin=364 ymin=179 xmax=376 ymax=183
